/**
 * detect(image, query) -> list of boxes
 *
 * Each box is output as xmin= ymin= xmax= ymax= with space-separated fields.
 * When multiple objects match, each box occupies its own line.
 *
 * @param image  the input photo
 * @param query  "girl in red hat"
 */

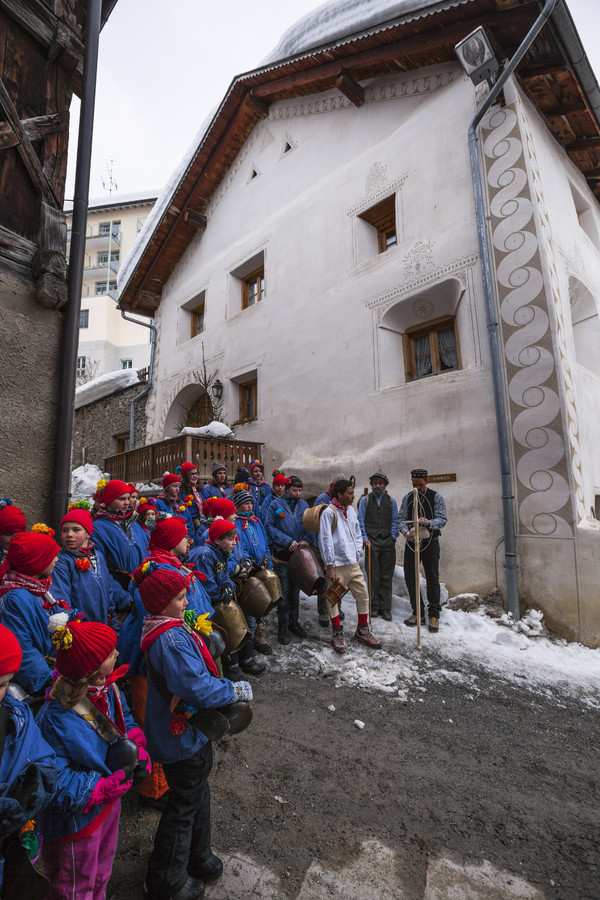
xmin=135 ymin=497 xmax=157 ymax=531
xmin=248 ymin=461 xmax=272 ymax=519
xmin=52 ymin=508 xmax=131 ymax=628
xmin=0 ymin=623 xmax=56 ymax=896
xmin=37 ymin=618 xmax=148 ymax=899
xmin=155 ymin=474 xmax=195 ymax=538
xmin=0 ymin=530 xmax=73 ymax=697
xmin=91 ymin=480 xmax=150 ymax=596
xmin=0 ymin=499 xmax=26 ymax=564
xmin=179 ymin=462 xmax=204 ymax=530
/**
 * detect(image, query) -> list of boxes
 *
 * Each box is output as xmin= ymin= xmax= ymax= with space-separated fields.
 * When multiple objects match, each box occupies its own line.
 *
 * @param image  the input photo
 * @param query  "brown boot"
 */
xmin=254 ymin=621 xmax=273 ymax=655
xmin=331 ymin=625 xmax=346 ymax=654
xmin=353 ymin=624 xmax=382 ymax=649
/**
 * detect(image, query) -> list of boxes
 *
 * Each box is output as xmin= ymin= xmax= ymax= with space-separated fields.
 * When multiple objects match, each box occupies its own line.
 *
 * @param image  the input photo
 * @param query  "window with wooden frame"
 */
xmin=190 ymin=301 xmax=205 ymax=338
xmin=242 ymin=268 xmax=265 ymax=309
xmin=403 ymin=316 xmax=461 ymax=381
xmin=114 ymin=432 xmax=130 ymax=454
xmin=239 ymin=378 xmax=258 ymax=421
xmin=359 ymin=194 xmax=397 ymax=253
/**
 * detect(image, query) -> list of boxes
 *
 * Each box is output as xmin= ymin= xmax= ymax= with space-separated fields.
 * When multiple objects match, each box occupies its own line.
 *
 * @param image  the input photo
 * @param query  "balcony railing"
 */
xmin=104 ymin=434 xmax=263 ymax=486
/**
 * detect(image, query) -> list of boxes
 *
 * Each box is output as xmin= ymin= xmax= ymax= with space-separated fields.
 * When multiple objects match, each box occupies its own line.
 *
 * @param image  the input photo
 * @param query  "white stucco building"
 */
xmin=119 ymin=0 xmax=600 ymax=646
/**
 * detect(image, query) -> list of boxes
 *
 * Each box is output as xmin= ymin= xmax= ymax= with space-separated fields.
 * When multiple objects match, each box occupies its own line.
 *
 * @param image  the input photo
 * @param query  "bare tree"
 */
xmin=76 ymin=357 xmax=102 ymax=387
xmin=182 ymin=344 xmax=236 ymax=433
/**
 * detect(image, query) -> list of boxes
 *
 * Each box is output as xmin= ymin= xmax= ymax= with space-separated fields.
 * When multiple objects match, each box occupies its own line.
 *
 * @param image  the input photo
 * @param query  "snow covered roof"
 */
xmin=74 ymin=368 xmax=141 ymax=409
xmin=64 ymin=190 xmax=159 ymax=215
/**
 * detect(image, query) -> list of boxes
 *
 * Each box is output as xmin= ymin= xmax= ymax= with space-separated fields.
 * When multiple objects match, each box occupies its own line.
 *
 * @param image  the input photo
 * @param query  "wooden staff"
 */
xmin=366 ymin=542 xmax=372 ymax=624
xmin=413 ymin=487 xmax=422 ymax=651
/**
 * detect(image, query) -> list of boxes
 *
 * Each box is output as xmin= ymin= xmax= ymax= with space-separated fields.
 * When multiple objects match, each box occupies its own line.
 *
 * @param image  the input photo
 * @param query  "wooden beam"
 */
xmin=542 ymin=101 xmax=587 ymax=117
xmin=245 ymin=94 xmax=270 ymax=118
xmin=0 ymin=0 xmax=84 ymax=80
xmin=0 ymin=110 xmax=69 ymax=151
xmin=183 ymin=209 xmax=208 ymax=229
xmin=0 ymin=77 xmax=60 ymax=208
xmin=566 ymin=137 xmax=600 ymax=151
xmin=251 ymin=5 xmax=538 ymax=99
xmin=519 ymin=57 xmax=565 ymax=79
xmin=336 ymin=71 xmax=364 ymax=107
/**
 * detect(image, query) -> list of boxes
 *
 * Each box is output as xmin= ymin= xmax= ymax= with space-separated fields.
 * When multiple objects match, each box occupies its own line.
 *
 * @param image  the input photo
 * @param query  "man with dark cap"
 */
xmin=357 ymin=471 xmax=399 ymax=620
xmin=398 ymin=468 xmax=447 ymax=633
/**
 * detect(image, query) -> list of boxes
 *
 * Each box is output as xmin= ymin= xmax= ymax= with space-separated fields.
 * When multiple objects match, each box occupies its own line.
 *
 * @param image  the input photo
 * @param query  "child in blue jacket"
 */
xmin=91 ymin=479 xmax=149 ymax=594
xmin=136 ymin=564 xmax=252 ymax=900
xmin=155 ymin=474 xmax=194 ymax=537
xmin=37 ymin=617 xmax=148 ymax=900
xmin=0 ymin=624 xmax=56 ymax=895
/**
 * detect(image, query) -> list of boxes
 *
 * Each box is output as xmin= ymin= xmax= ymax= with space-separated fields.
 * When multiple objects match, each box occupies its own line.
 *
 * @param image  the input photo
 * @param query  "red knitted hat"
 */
xmin=7 ymin=532 xmax=59 ymax=576
xmin=149 ymin=517 xmax=188 ymax=551
xmin=272 ymin=474 xmax=287 ymax=486
xmin=250 ymin=460 xmax=263 ymax=471
xmin=50 ymin=618 xmax=117 ymax=679
xmin=208 ymin=519 xmax=237 ymax=542
xmin=0 ymin=503 xmax=26 ymax=536
xmin=0 ymin=624 xmax=22 ymax=676
xmin=136 ymin=500 xmax=156 ymax=516
xmin=128 ymin=483 xmax=137 ymax=493
xmin=60 ymin=509 xmax=94 ymax=536
xmin=180 ymin=462 xmax=197 ymax=477
xmin=134 ymin=563 xmax=187 ymax=615
xmin=101 ymin=480 xmax=132 ymax=507
xmin=209 ymin=498 xmax=236 ymax=518
xmin=162 ymin=474 xmax=181 ymax=490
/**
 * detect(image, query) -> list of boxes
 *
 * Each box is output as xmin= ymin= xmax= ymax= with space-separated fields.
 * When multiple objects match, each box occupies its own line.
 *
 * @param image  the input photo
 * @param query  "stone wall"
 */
xmin=72 ymin=383 xmax=147 ymax=472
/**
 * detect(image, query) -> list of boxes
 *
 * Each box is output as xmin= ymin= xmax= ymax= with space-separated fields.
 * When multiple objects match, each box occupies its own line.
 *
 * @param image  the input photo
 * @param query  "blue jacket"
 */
xmin=0 ymin=695 xmax=56 ymax=843
xmin=0 ymin=590 xmax=71 ymax=695
xmin=235 ymin=517 xmax=271 ymax=568
xmin=52 ymin=546 xmax=130 ymax=627
xmin=200 ymin=484 xmax=232 ymax=501
xmin=91 ymin=516 xmax=149 ymax=578
xmin=249 ymin=482 xmax=271 ymax=518
xmin=117 ymin=559 xmax=213 ymax=676
xmin=265 ymin=495 xmax=314 ymax=556
xmin=145 ymin=625 xmax=235 ymax=764
xmin=36 ymin=685 xmax=135 ymax=841
xmin=154 ymin=498 xmax=194 ymax=537
xmin=314 ymin=491 xmax=333 ymax=507
xmin=188 ymin=543 xmax=235 ymax=605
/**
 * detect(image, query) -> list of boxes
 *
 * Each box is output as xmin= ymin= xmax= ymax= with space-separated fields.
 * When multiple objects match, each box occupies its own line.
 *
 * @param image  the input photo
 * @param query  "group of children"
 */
xmin=0 ymin=458 xmax=382 ymax=900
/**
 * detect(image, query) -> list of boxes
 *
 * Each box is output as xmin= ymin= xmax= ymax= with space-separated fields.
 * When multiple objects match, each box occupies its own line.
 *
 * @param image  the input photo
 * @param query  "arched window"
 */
xmin=569 ymin=276 xmax=600 ymax=376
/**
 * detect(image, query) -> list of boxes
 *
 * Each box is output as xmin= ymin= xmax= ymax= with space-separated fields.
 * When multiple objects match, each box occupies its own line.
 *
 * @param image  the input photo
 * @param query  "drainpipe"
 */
xmin=467 ymin=0 xmax=557 ymax=620
xmin=118 ymin=307 xmax=156 ymax=449
xmin=51 ymin=0 xmax=103 ymax=529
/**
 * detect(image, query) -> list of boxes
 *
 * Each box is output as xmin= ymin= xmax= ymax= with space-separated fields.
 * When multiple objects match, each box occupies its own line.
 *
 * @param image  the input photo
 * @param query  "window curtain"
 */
xmin=438 ymin=326 xmax=458 ymax=369
xmin=414 ymin=335 xmax=432 ymax=376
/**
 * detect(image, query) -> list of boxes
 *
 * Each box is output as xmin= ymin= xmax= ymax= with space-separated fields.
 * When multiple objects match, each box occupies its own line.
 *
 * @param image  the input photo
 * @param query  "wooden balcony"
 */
xmin=104 ymin=434 xmax=263 ymax=486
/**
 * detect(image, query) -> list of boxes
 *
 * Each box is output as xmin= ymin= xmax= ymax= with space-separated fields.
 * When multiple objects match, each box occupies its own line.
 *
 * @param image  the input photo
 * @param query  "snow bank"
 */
xmin=75 ymin=369 xmax=141 ymax=409
xmin=71 ymin=464 xmax=109 ymax=501
xmin=270 ymin=565 xmax=600 ymax=708
xmin=180 ymin=422 xmax=233 ymax=438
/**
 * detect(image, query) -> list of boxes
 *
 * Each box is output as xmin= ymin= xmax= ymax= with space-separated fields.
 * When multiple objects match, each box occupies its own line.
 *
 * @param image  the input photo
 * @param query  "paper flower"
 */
xmin=50 ymin=625 xmax=73 ymax=651
xmin=275 ymin=507 xmax=284 ymax=518
xmin=75 ymin=558 xmax=91 ymax=572
xmin=32 ymin=523 xmax=55 ymax=539
xmin=184 ymin=609 xmax=213 ymax=636
xmin=170 ymin=713 xmax=187 ymax=736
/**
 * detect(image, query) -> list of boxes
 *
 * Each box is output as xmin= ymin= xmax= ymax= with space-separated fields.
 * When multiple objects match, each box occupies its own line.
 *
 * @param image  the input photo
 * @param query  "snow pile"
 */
xmin=269 ymin=565 xmax=600 ymax=708
xmin=71 ymin=464 xmax=109 ymax=501
xmin=75 ymin=369 xmax=140 ymax=409
xmin=180 ymin=422 xmax=233 ymax=438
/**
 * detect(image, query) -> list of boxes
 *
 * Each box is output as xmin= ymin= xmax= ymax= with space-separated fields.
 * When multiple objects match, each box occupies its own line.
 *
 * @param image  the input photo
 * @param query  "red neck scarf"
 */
xmin=141 ymin=616 xmax=218 ymax=676
xmin=331 ymin=498 xmax=348 ymax=518
xmin=0 ymin=567 xmax=70 ymax=608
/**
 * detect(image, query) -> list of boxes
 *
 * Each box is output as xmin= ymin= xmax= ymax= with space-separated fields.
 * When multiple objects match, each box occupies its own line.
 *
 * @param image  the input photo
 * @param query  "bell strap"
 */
xmin=71 ymin=686 xmax=126 ymax=743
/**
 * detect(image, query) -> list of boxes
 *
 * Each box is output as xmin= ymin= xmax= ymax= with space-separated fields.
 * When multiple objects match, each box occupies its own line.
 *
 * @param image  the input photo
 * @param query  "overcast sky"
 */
xmin=65 ymin=0 xmax=600 ymax=201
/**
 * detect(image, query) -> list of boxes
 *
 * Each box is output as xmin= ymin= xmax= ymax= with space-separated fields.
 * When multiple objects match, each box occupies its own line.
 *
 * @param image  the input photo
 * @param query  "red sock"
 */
xmin=332 ymin=615 xmax=341 ymax=628
xmin=358 ymin=614 xmax=368 ymax=626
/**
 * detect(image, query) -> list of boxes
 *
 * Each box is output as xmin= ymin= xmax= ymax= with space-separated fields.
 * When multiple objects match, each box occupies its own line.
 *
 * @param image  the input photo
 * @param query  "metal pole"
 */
xmin=50 ymin=0 xmax=103 ymax=529
xmin=118 ymin=307 xmax=156 ymax=448
xmin=414 ymin=488 xmax=422 ymax=651
xmin=466 ymin=0 xmax=556 ymax=621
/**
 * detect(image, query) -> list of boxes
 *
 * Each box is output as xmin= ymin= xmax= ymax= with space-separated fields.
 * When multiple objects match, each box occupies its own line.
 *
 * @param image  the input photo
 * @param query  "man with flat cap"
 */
xmin=398 ymin=468 xmax=447 ymax=633
xmin=357 ymin=471 xmax=399 ymax=620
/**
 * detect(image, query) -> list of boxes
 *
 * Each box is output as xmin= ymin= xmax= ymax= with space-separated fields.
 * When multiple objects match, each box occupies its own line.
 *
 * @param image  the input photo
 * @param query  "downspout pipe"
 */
xmin=467 ymin=0 xmax=557 ymax=621
xmin=51 ymin=0 xmax=103 ymax=529
xmin=118 ymin=307 xmax=156 ymax=449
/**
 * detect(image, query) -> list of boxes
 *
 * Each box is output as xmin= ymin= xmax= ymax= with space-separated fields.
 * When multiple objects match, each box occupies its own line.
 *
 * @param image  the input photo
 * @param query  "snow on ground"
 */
xmin=269 ymin=566 xmax=600 ymax=709
xmin=70 ymin=464 xmax=109 ymax=501
xmin=74 ymin=369 xmax=140 ymax=409
xmin=180 ymin=422 xmax=233 ymax=438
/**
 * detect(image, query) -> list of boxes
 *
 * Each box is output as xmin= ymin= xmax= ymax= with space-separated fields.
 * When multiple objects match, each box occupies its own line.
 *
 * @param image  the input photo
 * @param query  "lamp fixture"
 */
xmin=455 ymin=27 xmax=499 ymax=86
xmin=211 ymin=378 xmax=223 ymax=400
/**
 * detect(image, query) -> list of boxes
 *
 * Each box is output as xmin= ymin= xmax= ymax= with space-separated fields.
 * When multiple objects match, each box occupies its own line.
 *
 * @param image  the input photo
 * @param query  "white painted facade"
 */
xmin=134 ymin=38 xmax=600 ymax=645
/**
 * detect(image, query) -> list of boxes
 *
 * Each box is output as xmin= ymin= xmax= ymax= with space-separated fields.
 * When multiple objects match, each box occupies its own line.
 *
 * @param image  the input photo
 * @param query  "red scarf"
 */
xmin=146 ymin=549 xmax=207 ymax=582
xmin=331 ymin=498 xmax=348 ymax=518
xmin=141 ymin=616 xmax=218 ymax=676
xmin=0 ymin=567 xmax=70 ymax=608
xmin=86 ymin=664 xmax=130 ymax=726
xmin=191 ymin=487 xmax=203 ymax=514
xmin=236 ymin=514 xmax=259 ymax=530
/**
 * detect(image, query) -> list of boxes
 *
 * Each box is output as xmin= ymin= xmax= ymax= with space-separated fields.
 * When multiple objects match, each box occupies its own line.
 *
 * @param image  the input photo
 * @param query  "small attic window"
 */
xmin=357 ymin=194 xmax=397 ymax=257
xmin=570 ymin=181 xmax=600 ymax=250
xmin=283 ymin=142 xmax=292 ymax=154
xmin=250 ymin=168 xmax=258 ymax=180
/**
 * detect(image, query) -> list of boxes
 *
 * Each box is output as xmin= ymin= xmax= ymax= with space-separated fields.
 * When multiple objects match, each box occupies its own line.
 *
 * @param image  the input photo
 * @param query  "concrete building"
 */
xmin=118 ymin=0 xmax=600 ymax=646
xmin=66 ymin=192 xmax=157 ymax=380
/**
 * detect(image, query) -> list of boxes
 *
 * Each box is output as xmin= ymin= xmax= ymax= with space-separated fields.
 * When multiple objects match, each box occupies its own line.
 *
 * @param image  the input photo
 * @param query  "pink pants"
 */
xmin=42 ymin=799 xmax=121 ymax=900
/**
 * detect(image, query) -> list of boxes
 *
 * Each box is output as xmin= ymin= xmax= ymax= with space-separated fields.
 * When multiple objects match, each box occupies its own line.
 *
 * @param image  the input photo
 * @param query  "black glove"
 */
xmin=219 ymin=583 xmax=235 ymax=605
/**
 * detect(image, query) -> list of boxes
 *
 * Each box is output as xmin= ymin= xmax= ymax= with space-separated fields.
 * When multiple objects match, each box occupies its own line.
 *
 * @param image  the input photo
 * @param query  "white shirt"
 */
xmin=318 ymin=504 xmax=363 ymax=566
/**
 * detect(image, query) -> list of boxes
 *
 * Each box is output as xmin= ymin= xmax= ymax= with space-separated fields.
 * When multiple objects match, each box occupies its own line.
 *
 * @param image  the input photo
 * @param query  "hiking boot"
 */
xmin=289 ymin=622 xmax=308 ymax=638
xmin=381 ymin=610 xmax=392 ymax=621
xmin=331 ymin=626 xmax=346 ymax=653
xmin=278 ymin=626 xmax=290 ymax=645
xmin=189 ymin=851 xmax=223 ymax=881
xmin=404 ymin=614 xmax=425 ymax=627
xmin=222 ymin=663 xmax=245 ymax=681
xmin=353 ymin=625 xmax=382 ymax=649
xmin=239 ymin=656 xmax=266 ymax=675
xmin=428 ymin=616 xmax=440 ymax=633
xmin=254 ymin=639 xmax=273 ymax=655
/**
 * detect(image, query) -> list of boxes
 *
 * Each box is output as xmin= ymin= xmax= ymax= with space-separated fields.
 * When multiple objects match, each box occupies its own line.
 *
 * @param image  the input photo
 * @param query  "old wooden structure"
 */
xmin=0 ymin=0 xmax=116 ymax=522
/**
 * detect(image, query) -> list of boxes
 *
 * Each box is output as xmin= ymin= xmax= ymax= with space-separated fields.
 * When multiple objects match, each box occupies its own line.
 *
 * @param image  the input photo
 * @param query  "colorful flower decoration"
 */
xmin=275 ymin=507 xmax=284 ymax=518
xmin=141 ymin=560 xmax=159 ymax=576
xmin=19 ymin=821 xmax=41 ymax=862
xmin=234 ymin=483 xmax=246 ymax=492
xmin=32 ymin=523 xmax=55 ymax=539
xmin=178 ymin=504 xmax=186 ymax=512
xmin=183 ymin=609 xmax=213 ymax=636
xmin=67 ymin=500 xmax=92 ymax=511
xmin=139 ymin=496 xmax=148 ymax=505
xmin=272 ymin=469 xmax=285 ymax=478
xmin=182 ymin=494 xmax=194 ymax=508
xmin=96 ymin=478 xmax=107 ymax=495
xmin=170 ymin=713 xmax=187 ymax=735
xmin=50 ymin=625 xmax=73 ymax=651
xmin=75 ymin=558 xmax=91 ymax=572
xmin=0 ymin=499 xmax=12 ymax=510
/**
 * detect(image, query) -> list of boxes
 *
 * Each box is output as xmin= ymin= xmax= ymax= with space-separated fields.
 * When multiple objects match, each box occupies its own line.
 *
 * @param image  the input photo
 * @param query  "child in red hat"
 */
xmin=178 ymin=462 xmax=204 ymax=529
xmin=135 ymin=497 xmax=157 ymax=531
xmin=91 ymin=480 xmax=149 ymax=596
xmin=155 ymin=474 xmax=194 ymax=538
xmin=0 ymin=530 xmax=72 ymax=697
xmin=0 ymin=499 xmax=26 ymax=564
xmin=52 ymin=508 xmax=131 ymax=628
xmin=37 ymin=618 xmax=148 ymax=899
xmin=0 ymin=624 xmax=56 ymax=896
xmin=134 ymin=563 xmax=251 ymax=900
